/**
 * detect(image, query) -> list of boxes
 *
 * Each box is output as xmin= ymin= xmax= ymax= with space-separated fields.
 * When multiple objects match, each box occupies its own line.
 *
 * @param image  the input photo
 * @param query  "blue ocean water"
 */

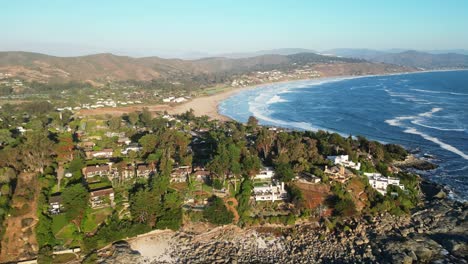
xmin=219 ymin=70 xmax=468 ymax=200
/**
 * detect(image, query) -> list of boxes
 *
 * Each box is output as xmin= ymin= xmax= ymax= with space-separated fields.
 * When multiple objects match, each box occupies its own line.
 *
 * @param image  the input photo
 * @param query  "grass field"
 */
xmin=82 ymin=207 xmax=112 ymax=233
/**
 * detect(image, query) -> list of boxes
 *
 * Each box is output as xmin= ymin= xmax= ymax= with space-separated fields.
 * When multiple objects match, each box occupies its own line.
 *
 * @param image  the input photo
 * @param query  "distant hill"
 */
xmin=0 ymin=51 xmax=365 ymax=84
xmin=325 ymin=49 xmax=468 ymax=69
xmin=216 ymin=48 xmax=318 ymax=59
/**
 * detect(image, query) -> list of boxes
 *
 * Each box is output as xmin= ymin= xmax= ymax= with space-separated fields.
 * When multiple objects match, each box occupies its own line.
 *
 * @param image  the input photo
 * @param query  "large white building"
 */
xmin=254 ymin=167 xmax=275 ymax=180
xmin=327 ymin=155 xmax=361 ymax=170
xmin=364 ymin=173 xmax=405 ymax=195
xmin=253 ymin=182 xmax=287 ymax=202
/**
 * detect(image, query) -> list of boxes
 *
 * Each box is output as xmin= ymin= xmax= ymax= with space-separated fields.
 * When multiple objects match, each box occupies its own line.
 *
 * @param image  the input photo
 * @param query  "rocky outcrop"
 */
xmin=96 ymin=184 xmax=466 ymax=264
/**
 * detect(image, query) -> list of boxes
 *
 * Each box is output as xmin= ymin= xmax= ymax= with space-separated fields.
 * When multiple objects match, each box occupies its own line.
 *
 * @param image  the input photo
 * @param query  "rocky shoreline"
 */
xmin=95 ymin=181 xmax=467 ymax=264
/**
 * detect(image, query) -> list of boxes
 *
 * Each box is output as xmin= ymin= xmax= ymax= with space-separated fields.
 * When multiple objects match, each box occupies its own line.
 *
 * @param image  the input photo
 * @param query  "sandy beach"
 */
xmin=77 ymin=69 xmax=429 ymax=120
xmin=77 ymin=84 xmax=263 ymax=121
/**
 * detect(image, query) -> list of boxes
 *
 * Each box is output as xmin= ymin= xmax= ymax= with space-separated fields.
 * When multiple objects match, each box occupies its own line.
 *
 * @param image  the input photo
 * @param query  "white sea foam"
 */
xmin=267 ymin=95 xmax=287 ymax=104
xmin=411 ymin=88 xmax=468 ymax=96
xmin=411 ymin=120 xmax=465 ymax=132
xmin=386 ymin=107 xmax=465 ymax=132
xmin=403 ymin=127 xmax=468 ymax=160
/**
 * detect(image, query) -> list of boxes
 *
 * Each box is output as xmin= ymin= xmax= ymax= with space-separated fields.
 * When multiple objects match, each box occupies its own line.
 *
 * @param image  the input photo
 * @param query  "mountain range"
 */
xmin=1 ymin=48 xmax=466 ymax=85
xmin=325 ymin=49 xmax=468 ymax=69
xmin=0 ymin=51 xmax=362 ymax=84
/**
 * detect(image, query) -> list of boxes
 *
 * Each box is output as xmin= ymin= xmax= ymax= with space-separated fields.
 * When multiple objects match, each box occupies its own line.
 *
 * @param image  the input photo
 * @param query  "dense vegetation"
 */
xmin=0 ymin=101 xmax=421 ymax=261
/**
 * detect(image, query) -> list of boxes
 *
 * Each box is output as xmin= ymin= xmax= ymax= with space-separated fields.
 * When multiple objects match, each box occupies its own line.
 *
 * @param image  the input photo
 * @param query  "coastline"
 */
xmin=77 ymin=68 xmax=467 ymax=121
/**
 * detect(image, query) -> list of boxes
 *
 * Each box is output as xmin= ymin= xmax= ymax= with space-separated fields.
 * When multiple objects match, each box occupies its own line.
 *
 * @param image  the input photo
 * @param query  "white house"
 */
xmin=364 ymin=172 xmax=405 ymax=195
xmin=254 ymin=167 xmax=275 ymax=180
xmin=253 ymin=182 xmax=287 ymax=202
xmin=163 ymin=96 xmax=175 ymax=103
xmin=327 ymin=155 xmax=361 ymax=170
xmin=122 ymin=145 xmax=142 ymax=155
xmin=173 ymin=97 xmax=187 ymax=103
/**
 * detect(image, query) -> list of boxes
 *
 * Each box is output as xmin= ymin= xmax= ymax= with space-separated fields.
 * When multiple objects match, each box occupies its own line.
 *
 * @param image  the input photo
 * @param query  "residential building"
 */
xmin=136 ymin=164 xmax=155 ymax=178
xmin=364 ymin=173 xmax=405 ymax=195
xmin=89 ymin=187 xmax=115 ymax=208
xmin=254 ymin=167 xmax=275 ymax=180
xmin=253 ymin=182 xmax=288 ymax=202
xmin=83 ymin=165 xmax=111 ymax=178
xmin=86 ymin=149 xmax=113 ymax=159
xmin=170 ymin=166 xmax=192 ymax=183
xmin=324 ymin=165 xmax=352 ymax=183
xmin=49 ymin=195 xmax=62 ymax=214
xmin=327 ymin=155 xmax=361 ymax=170
xmin=297 ymin=172 xmax=321 ymax=184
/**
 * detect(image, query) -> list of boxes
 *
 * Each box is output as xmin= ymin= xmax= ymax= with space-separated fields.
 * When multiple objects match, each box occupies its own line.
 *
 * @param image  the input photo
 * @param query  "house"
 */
xmin=86 ymin=149 xmax=113 ymax=159
xmin=324 ymin=165 xmax=352 ymax=183
xmin=170 ymin=166 xmax=192 ymax=183
xmin=173 ymin=97 xmax=187 ymax=103
xmin=89 ymin=187 xmax=115 ymax=208
xmin=118 ymin=164 xmax=136 ymax=179
xmin=364 ymin=173 xmax=405 ymax=195
xmin=121 ymin=145 xmax=142 ymax=155
xmin=297 ymin=172 xmax=321 ymax=184
xmin=192 ymin=170 xmax=211 ymax=182
xmin=327 ymin=155 xmax=361 ymax=170
xmin=254 ymin=167 xmax=275 ymax=180
xmin=136 ymin=164 xmax=155 ymax=178
xmin=83 ymin=165 xmax=111 ymax=178
xmin=253 ymin=182 xmax=288 ymax=202
xmin=49 ymin=195 xmax=62 ymax=214
xmin=79 ymin=141 xmax=96 ymax=150
xmin=117 ymin=137 xmax=132 ymax=145
xmin=163 ymin=96 xmax=175 ymax=103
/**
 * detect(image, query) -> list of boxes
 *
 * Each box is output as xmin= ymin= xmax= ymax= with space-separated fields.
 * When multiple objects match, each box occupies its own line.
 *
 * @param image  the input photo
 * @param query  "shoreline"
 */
xmin=76 ymin=68 xmax=467 ymax=121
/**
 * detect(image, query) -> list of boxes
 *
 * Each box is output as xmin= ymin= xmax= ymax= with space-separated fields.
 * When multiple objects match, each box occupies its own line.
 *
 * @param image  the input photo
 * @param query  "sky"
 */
xmin=2 ymin=0 xmax=468 ymax=57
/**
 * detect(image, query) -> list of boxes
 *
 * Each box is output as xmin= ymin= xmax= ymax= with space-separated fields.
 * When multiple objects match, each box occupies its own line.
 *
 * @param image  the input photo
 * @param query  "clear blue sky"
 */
xmin=2 ymin=0 xmax=467 ymax=57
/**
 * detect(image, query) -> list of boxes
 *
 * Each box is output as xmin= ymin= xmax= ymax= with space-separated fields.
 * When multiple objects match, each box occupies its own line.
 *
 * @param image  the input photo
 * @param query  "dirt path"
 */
xmin=0 ymin=172 xmax=40 ymax=262
xmin=224 ymin=197 xmax=239 ymax=224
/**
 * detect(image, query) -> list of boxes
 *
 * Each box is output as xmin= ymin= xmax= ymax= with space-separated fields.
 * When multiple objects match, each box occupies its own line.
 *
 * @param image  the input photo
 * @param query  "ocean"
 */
xmin=219 ymin=70 xmax=468 ymax=201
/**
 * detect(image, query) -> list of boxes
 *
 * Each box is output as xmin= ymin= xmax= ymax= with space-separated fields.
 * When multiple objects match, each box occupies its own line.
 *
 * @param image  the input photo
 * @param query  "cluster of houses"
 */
xmin=364 ymin=172 xmax=405 ymax=195
xmin=324 ymin=154 xmax=405 ymax=195
xmin=162 ymin=96 xmax=188 ymax=103
xmin=230 ymin=66 xmax=321 ymax=88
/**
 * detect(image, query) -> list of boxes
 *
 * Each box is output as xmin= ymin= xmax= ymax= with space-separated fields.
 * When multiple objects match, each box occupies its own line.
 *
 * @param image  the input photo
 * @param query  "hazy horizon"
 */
xmin=2 ymin=0 xmax=468 ymax=58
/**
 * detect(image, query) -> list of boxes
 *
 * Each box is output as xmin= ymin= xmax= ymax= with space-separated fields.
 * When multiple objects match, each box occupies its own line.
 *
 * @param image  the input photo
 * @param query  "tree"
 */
xmin=128 ymin=112 xmax=140 ymax=126
xmin=203 ymin=196 xmax=233 ymax=225
xmin=275 ymin=162 xmax=295 ymax=182
xmin=140 ymin=107 xmax=152 ymax=126
xmin=256 ymin=128 xmax=275 ymax=160
xmin=236 ymin=178 xmax=253 ymax=223
xmin=247 ymin=116 xmax=258 ymax=131
xmin=20 ymin=131 xmax=55 ymax=173
xmin=55 ymin=133 xmax=74 ymax=163
xmin=0 ymin=129 xmax=14 ymax=146
xmin=108 ymin=116 xmax=122 ymax=130
xmin=62 ymin=184 xmax=89 ymax=229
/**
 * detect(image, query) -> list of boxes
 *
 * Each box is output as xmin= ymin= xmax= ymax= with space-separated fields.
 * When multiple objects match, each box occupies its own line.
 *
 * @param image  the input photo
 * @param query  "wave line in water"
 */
xmin=411 ymin=88 xmax=468 ymax=96
xmin=403 ymin=127 xmax=468 ymax=160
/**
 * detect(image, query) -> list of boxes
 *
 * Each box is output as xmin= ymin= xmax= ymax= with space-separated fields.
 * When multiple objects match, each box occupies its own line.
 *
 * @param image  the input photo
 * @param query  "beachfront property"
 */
xmin=324 ymin=165 xmax=353 ymax=183
xmin=86 ymin=148 xmax=113 ymax=159
xmin=364 ymin=172 xmax=405 ymax=195
xmin=254 ymin=167 xmax=275 ymax=180
xmin=296 ymin=172 xmax=321 ymax=184
xmin=253 ymin=181 xmax=288 ymax=202
xmin=327 ymin=155 xmax=361 ymax=170
xmin=89 ymin=187 xmax=115 ymax=208
xmin=83 ymin=164 xmax=112 ymax=178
